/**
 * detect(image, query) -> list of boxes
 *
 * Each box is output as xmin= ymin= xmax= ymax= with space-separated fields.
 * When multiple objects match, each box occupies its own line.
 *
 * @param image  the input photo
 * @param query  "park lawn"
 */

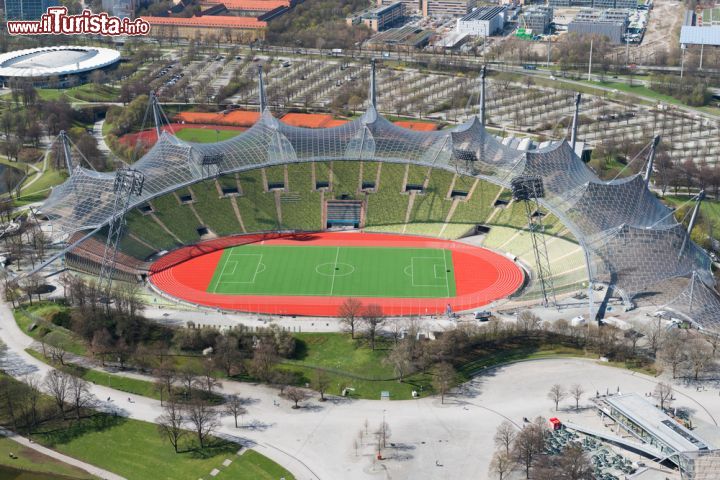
xmin=281 ymin=333 xmax=434 ymax=400
xmin=16 ymin=166 xmax=67 ymax=203
xmin=34 ymin=415 xmax=294 ymax=480
xmin=662 ymin=195 xmax=720 ymax=231
xmin=0 ymin=437 xmax=95 ymax=479
xmin=37 ymin=84 xmax=119 ymax=103
xmin=175 ymin=128 xmax=242 ymax=143
xmin=15 ymin=304 xmax=88 ymax=356
xmin=221 ymin=450 xmax=296 ymax=480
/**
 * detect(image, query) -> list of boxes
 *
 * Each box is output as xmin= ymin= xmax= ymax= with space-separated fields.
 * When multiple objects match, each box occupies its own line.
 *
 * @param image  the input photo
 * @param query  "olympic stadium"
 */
xmin=38 ymin=64 xmax=720 ymax=328
xmin=0 ymin=46 xmax=120 ymax=87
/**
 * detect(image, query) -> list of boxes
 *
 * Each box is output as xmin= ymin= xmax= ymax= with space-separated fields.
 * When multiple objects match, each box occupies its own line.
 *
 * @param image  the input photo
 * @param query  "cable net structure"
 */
xmin=40 ymin=98 xmax=720 ymax=330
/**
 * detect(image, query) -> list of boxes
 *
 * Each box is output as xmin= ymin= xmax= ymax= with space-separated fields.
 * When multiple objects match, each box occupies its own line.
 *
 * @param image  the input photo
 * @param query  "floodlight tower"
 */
xmin=369 ymin=58 xmax=377 ymax=109
xmin=150 ymin=91 xmax=163 ymax=139
xmin=97 ymin=168 xmax=145 ymax=295
xmin=479 ymin=65 xmax=486 ymax=126
xmin=59 ymin=130 xmax=73 ymax=174
xmin=510 ymin=175 xmax=557 ymax=307
xmin=570 ymin=93 xmax=581 ymax=152
xmin=644 ymin=135 xmax=661 ymax=189
xmin=678 ymin=190 xmax=705 ymax=261
xmin=257 ymin=65 xmax=267 ymax=111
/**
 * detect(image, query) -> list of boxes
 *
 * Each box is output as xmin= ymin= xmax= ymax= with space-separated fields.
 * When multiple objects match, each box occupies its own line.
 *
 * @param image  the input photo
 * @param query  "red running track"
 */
xmin=148 ymin=232 xmax=524 ymax=316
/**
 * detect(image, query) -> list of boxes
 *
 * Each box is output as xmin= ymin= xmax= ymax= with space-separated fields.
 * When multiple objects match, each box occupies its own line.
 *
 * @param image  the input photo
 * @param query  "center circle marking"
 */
xmin=315 ymin=262 xmax=355 ymax=277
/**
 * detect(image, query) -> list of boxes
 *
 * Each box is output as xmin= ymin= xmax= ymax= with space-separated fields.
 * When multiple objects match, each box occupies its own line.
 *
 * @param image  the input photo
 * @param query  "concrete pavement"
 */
xmin=4 ymin=295 xmax=720 ymax=479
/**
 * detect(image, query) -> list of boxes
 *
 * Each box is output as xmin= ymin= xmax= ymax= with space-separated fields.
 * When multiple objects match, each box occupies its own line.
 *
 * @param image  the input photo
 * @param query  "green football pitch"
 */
xmin=206 ymin=245 xmax=457 ymax=298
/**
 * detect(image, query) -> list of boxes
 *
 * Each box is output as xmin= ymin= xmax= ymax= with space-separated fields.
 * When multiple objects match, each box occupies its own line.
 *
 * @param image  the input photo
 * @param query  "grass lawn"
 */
xmin=33 ymin=416 xmax=295 ymax=480
xmin=175 ymin=128 xmax=242 ymax=143
xmin=0 ymin=437 xmax=95 ymax=479
xmin=15 ymin=166 xmax=67 ymax=204
xmin=15 ymin=303 xmax=88 ymax=356
xmin=208 ymin=245 xmax=456 ymax=298
xmin=222 ymin=450 xmax=295 ymax=480
xmin=281 ymin=333 xmax=433 ymax=400
xmin=37 ymin=84 xmax=119 ymax=103
xmin=662 ymin=194 xmax=720 ymax=231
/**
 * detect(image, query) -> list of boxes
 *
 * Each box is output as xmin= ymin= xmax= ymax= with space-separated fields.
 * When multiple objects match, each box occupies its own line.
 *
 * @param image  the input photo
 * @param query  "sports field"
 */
xmin=149 ymin=232 xmax=524 ymax=316
xmin=207 ymin=245 xmax=456 ymax=298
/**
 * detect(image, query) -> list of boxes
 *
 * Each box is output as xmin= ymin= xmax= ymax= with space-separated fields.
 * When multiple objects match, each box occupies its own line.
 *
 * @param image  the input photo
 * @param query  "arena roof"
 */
xmin=40 ymin=69 xmax=720 ymax=331
xmin=0 ymin=46 xmax=120 ymax=78
xmin=141 ymin=15 xmax=267 ymax=29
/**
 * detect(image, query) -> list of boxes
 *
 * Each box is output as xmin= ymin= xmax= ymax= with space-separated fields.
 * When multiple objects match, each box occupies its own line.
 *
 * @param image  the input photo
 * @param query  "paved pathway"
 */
xmin=0 ymin=426 xmax=126 ymax=480
xmin=4 ymin=294 xmax=720 ymax=479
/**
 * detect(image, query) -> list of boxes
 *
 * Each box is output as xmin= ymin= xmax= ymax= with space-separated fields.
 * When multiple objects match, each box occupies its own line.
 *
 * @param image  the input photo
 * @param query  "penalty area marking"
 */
xmin=409 ymin=256 xmax=450 ymax=288
xmin=216 ymin=253 xmax=264 ymax=285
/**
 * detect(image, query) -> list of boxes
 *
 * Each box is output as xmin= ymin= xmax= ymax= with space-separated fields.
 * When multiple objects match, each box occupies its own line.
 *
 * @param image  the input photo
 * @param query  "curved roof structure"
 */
xmin=0 ymin=46 xmax=120 ymax=78
xmin=40 ymin=80 xmax=720 ymax=330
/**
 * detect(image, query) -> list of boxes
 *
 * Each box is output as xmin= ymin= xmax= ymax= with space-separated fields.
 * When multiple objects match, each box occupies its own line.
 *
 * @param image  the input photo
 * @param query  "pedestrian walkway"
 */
xmin=0 ymin=427 xmax=126 ymax=480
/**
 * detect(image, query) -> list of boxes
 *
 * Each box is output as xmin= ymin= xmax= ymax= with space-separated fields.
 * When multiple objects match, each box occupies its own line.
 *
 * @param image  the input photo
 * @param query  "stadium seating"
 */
xmin=365 ymin=163 xmax=410 ymax=226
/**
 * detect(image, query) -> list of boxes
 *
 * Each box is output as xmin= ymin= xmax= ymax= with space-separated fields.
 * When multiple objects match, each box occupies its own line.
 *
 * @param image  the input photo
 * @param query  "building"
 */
xmin=421 ymin=0 xmax=472 ymax=18
xmin=199 ymin=0 xmax=291 ymax=20
xmin=0 ymin=46 xmax=120 ymax=87
xmin=680 ymin=25 xmax=720 ymax=47
xmin=347 ymin=2 xmax=404 ymax=32
xmin=4 ymin=0 xmax=57 ymax=20
xmin=522 ymin=6 xmax=553 ymax=35
xmin=568 ymin=8 xmax=628 ymax=44
xmin=602 ymin=394 xmax=711 ymax=471
xmin=456 ymin=6 xmax=506 ymax=36
xmin=377 ymin=0 xmax=420 ymax=15
xmin=548 ymin=0 xmax=637 ymax=8
xmin=101 ymin=0 xmax=135 ymax=19
xmin=366 ymin=25 xmax=434 ymax=48
xmin=140 ymin=15 xmax=266 ymax=41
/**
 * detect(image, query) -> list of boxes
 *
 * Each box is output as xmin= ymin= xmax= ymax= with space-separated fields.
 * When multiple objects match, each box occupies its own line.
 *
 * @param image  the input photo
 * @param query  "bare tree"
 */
xmin=339 ymin=297 xmax=363 ymax=339
xmin=249 ymin=340 xmax=278 ymax=382
xmin=224 ymin=394 xmax=247 ymax=428
xmin=513 ymin=418 xmax=548 ymax=479
xmin=489 ymin=451 xmax=513 ymax=479
xmin=375 ymin=420 xmax=391 ymax=452
xmin=185 ymin=398 xmax=219 ymax=449
xmin=157 ymin=399 xmax=186 ymax=453
xmin=363 ymin=304 xmax=383 ymax=351
xmin=311 ymin=370 xmax=331 ymax=401
xmin=213 ymin=334 xmax=244 ymax=377
xmin=517 ymin=311 xmax=541 ymax=335
xmin=44 ymin=371 xmax=70 ymax=419
xmin=432 ymin=362 xmax=456 ymax=404
xmin=660 ymin=334 xmax=686 ymax=379
xmin=558 ymin=443 xmax=594 ymax=480
xmin=154 ymin=367 xmax=177 ymax=406
xmin=178 ymin=363 xmax=200 ymax=399
xmin=199 ymin=359 xmax=220 ymax=395
xmin=547 ymin=384 xmax=565 ymax=411
xmin=569 ymin=384 xmax=584 ymax=410
xmin=641 ymin=317 xmax=665 ymax=356
xmin=285 ymin=386 xmax=310 ymax=409
xmin=68 ymin=375 xmax=94 ymax=420
xmin=494 ymin=420 xmax=517 ymax=455
xmin=386 ymin=340 xmax=413 ymax=382
xmin=686 ymin=337 xmax=713 ymax=381
xmin=654 ymin=382 xmax=673 ymax=411
xmin=22 ymin=374 xmax=41 ymax=432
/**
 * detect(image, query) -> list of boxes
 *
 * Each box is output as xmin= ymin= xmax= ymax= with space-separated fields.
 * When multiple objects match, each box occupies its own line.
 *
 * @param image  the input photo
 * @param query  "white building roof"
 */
xmin=680 ymin=26 xmax=720 ymax=46
xmin=0 ymin=46 xmax=121 ymax=78
xmin=606 ymin=394 xmax=711 ymax=454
